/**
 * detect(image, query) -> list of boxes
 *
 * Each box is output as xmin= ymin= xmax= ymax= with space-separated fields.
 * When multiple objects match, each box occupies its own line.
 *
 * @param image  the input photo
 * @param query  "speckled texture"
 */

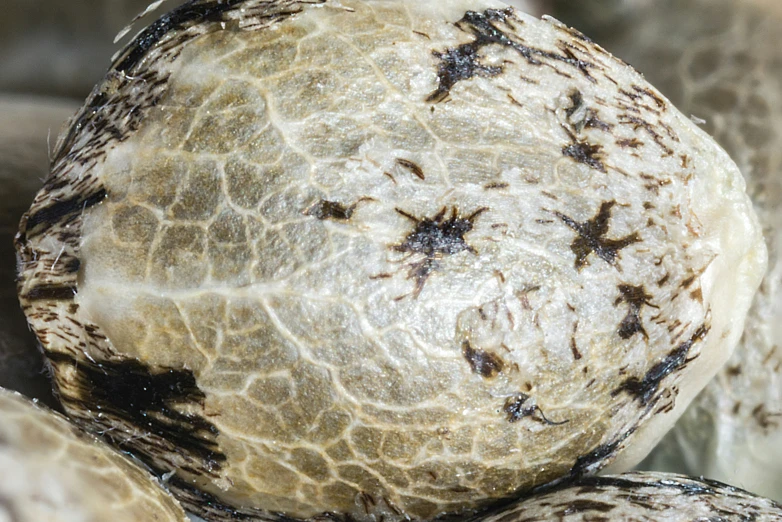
xmin=476 ymin=471 xmax=782 ymax=521
xmin=15 ymin=1 xmax=765 ymax=520
xmin=0 ymin=387 xmax=188 ymax=522
xmin=0 ymin=96 xmax=77 ymax=404
xmin=550 ymin=0 xmax=782 ymax=502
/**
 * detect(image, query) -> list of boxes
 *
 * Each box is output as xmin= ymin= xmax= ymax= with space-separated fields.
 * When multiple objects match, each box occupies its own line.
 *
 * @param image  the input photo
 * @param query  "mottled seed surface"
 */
xmin=15 ymin=0 xmax=765 ymax=520
xmin=552 ymin=0 xmax=782 ymax=502
xmin=0 ymin=96 xmax=76 ymax=403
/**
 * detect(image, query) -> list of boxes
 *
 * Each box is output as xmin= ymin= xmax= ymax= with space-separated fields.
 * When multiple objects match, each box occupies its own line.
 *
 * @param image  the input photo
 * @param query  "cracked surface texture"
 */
xmin=15 ymin=0 xmax=765 ymax=520
xmin=551 ymin=0 xmax=782 ymax=502
xmin=477 ymin=471 xmax=782 ymax=521
xmin=0 ymin=387 xmax=188 ymax=522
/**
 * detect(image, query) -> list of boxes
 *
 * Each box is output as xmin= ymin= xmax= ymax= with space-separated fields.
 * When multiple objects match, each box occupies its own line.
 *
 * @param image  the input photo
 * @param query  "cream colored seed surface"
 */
xmin=15 ymin=0 xmax=765 ymax=520
xmin=561 ymin=0 xmax=782 ymax=501
xmin=0 ymin=388 xmax=188 ymax=522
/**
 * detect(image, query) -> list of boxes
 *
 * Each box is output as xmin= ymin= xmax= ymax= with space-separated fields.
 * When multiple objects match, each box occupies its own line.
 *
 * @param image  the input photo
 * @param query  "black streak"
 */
xmin=613 ymin=324 xmax=709 ymax=405
xmin=556 ymin=499 xmax=615 ymax=515
xmin=63 ymin=257 xmax=82 ymax=274
xmin=395 ymin=158 xmax=425 ymax=180
xmin=567 ymin=436 xmax=625 ymax=480
xmin=23 ymin=284 xmax=77 ymax=301
xmin=115 ymin=0 xmax=244 ymax=73
xmin=25 ymin=189 xmax=107 ymax=232
xmin=575 ymin=475 xmax=716 ymax=496
xmin=166 ymin=476 xmax=287 ymax=522
xmin=47 ymin=352 xmax=226 ymax=474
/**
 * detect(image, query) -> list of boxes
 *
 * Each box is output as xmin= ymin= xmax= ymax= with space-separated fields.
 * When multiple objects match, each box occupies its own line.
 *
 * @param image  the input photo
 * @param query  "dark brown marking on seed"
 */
xmin=584 ymin=112 xmax=612 ymax=132
xmin=570 ymin=336 xmax=582 ymax=360
xmin=563 ymin=431 xmax=633 ymax=481
xmin=642 ymin=176 xmax=672 ymax=195
xmin=614 ymin=284 xmax=657 ymax=340
xmin=571 ymin=320 xmax=582 ymax=360
xmin=305 ymin=200 xmax=355 ymax=221
xmin=619 ymin=88 xmax=644 ymax=104
xmin=571 ymin=475 xmax=729 ymax=498
xmin=23 ymin=284 xmax=77 ymax=302
xmin=565 ymin=90 xmax=584 ymax=118
xmin=462 ymin=340 xmax=504 ymax=378
xmin=681 ymin=274 xmax=697 ymax=288
xmin=613 ymin=324 xmax=710 ymax=406
xmin=752 ymin=404 xmax=781 ymax=431
xmin=555 ymin=499 xmax=615 ymax=515
xmin=562 ymin=140 xmax=606 ymax=172
xmin=306 ymin=197 xmax=374 ymax=221
xmin=564 ymin=90 xmax=612 ymax=134
xmin=114 ymin=0 xmax=249 ymax=74
xmin=763 ymin=346 xmax=778 ymax=365
xmin=24 ymin=188 xmax=108 ymax=234
xmin=426 ymin=8 xmax=598 ymax=102
xmin=62 ymin=257 xmax=81 ymax=274
xmin=395 ymin=158 xmax=425 ymax=180
xmin=726 ymin=365 xmax=742 ymax=378
xmin=557 ymin=23 xmax=594 ymax=44
xmin=393 ymin=206 xmax=486 ymax=296
xmin=503 ymin=392 xmax=568 ymax=425
xmin=518 ymin=74 xmax=538 ymax=84
xmin=484 ymin=181 xmax=509 ymax=190
xmin=426 ymin=17 xmax=504 ymax=102
xmin=412 ymin=30 xmax=431 ymax=39
xmin=619 ymin=115 xmax=674 ymax=155
xmin=46 ymin=351 xmax=226 ymax=479
xmin=555 ymin=201 xmax=641 ymax=270
xmin=616 ymin=137 xmax=644 ymax=148
xmin=656 ymin=398 xmax=676 ymax=415
xmin=53 ymin=0 xmax=319 ymax=170
xmin=632 ymin=84 xmax=666 ymax=109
